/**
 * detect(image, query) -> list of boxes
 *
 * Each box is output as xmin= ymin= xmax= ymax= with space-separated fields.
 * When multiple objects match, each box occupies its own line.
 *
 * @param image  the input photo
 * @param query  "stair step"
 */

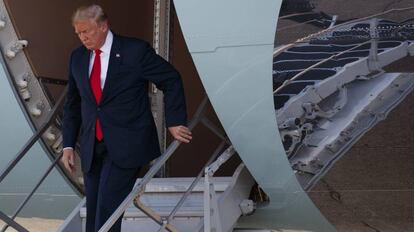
xmin=80 ymin=205 xmax=204 ymax=218
xmin=140 ymin=177 xmax=232 ymax=192
xmin=79 ymin=177 xmax=232 ymax=219
xmin=60 ymin=165 xmax=255 ymax=232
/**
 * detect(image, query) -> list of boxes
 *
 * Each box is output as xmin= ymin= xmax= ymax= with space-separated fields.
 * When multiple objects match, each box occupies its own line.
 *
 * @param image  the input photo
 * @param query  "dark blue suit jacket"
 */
xmin=62 ymin=34 xmax=187 ymax=173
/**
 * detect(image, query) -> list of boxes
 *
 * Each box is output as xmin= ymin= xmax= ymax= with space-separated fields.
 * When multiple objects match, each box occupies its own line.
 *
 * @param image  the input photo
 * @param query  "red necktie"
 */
xmin=90 ymin=49 xmax=104 ymax=141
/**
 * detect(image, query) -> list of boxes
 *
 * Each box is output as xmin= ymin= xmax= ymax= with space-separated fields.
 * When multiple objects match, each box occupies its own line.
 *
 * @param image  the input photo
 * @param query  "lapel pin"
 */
xmin=116 ymin=53 xmax=121 ymax=58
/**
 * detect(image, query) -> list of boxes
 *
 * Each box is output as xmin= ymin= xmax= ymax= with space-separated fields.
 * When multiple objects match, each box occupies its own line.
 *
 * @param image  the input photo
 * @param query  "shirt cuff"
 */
xmin=63 ymin=147 xmax=74 ymax=151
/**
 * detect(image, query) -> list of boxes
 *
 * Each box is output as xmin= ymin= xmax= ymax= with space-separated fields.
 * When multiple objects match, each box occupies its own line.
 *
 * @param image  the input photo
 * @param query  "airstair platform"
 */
xmin=59 ymin=163 xmax=257 ymax=232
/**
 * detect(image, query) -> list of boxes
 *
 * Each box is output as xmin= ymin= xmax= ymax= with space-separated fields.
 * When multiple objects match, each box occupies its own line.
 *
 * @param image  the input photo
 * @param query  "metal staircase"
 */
xmin=60 ymin=163 xmax=255 ymax=232
xmin=0 ymin=92 xmax=260 ymax=232
xmin=52 ymin=96 xmax=260 ymax=232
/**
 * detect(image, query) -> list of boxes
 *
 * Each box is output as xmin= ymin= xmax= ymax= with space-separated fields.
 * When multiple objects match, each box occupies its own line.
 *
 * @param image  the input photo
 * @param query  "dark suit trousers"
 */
xmin=84 ymin=139 xmax=140 ymax=232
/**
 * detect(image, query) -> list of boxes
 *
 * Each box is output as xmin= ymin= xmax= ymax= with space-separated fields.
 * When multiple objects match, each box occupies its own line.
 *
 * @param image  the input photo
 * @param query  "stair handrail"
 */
xmin=0 ymin=87 xmax=67 ymax=183
xmin=0 ymin=212 xmax=28 ymax=232
xmin=0 ymin=88 xmax=68 ymax=232
xmin=0 ymin=153 xmax=64 ymax=232
xmin=98 ymin=97 xmax=209 ymax=232
xmin=132 ymin=104 xmax=231 ymax=231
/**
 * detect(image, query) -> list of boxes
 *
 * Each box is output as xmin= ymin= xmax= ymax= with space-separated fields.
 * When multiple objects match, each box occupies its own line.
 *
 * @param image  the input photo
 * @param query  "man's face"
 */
xmin=74 ymin=19 xmax=108 ymax=50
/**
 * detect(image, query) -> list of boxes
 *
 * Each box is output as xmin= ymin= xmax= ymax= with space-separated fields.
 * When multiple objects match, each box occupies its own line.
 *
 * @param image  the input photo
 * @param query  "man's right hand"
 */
xmin=61 ymin=149 xmax=76 ymax=174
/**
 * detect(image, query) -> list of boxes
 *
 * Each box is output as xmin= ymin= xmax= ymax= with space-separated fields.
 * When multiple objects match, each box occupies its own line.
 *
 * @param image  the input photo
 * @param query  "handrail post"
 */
xmin=165 ymin=141 xmax=227 ymax=224
xmin=196 ymin=146 xmax=235 ymax=231
xmin=203 ymin=166 xmax=212 ymax=232
xmin=202 ymin=145 xmax=232 ymax=232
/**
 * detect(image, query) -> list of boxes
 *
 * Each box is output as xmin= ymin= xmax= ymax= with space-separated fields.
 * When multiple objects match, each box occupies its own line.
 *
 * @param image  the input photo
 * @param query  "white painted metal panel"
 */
xmin=173 ymin=0 xmax=335 ymax=231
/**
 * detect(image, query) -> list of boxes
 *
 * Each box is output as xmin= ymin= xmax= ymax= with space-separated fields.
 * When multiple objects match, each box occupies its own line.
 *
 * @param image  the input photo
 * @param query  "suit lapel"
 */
xmin=80 ymin=49 xmax=96 ymax=103
xmin=101 ymin=35 xmax=121 ymax=104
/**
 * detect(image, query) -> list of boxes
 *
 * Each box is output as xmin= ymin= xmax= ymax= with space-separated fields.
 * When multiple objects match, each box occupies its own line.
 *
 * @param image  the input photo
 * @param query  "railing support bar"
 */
xmin=134 ymin=199 xmax=178 ymax=232
xmin=0 ymin=211 xmax=29 ymax=232
xmin=200 ymin=117 xmax=228 ymax=143
xmin=0 ymin=153 xmax=63 ymax=232
xmin=0 ymin=88 xmax=67 ymax=183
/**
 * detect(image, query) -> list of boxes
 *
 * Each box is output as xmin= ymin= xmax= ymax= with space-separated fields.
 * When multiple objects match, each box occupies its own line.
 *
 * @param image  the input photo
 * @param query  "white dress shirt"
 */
xmin=63 ymin=31 xmax=114 ymax=151
xmin=89 ymin=30 xmax=113 ymax=89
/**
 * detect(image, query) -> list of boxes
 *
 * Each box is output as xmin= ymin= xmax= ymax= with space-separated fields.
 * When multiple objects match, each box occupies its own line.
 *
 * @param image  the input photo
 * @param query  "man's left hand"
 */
xmin=168 ymin=125 xmax=192 ymax=143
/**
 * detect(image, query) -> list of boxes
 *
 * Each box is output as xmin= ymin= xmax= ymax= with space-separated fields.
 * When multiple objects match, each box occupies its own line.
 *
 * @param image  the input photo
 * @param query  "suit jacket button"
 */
xmin=97 ymin=107 xmax=101 ymax=111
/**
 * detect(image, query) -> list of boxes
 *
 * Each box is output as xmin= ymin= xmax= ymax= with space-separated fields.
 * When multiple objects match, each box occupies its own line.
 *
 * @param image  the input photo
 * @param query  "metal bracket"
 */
xmin=239 ymin=199 xmax=255 ymax=216
xmin=368 ymin=18 xmax=382 ymax=72
xmin=292 ymin=161 xmax=318 ymax=175
xmin=5 ymin=40 xmax=28 ymax=59
xmin=303 ymin=86 xmax=347 ymax=119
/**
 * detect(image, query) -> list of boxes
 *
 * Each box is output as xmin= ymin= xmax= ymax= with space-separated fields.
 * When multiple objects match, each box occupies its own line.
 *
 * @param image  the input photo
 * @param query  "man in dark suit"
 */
xmin=61 ymin=4 xmax=192 ymax=232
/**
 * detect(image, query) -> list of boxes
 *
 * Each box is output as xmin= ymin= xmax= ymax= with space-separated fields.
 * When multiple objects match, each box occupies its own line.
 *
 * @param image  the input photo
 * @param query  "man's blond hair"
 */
xmin=72 ymin=4 xmax=108 ymax=25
